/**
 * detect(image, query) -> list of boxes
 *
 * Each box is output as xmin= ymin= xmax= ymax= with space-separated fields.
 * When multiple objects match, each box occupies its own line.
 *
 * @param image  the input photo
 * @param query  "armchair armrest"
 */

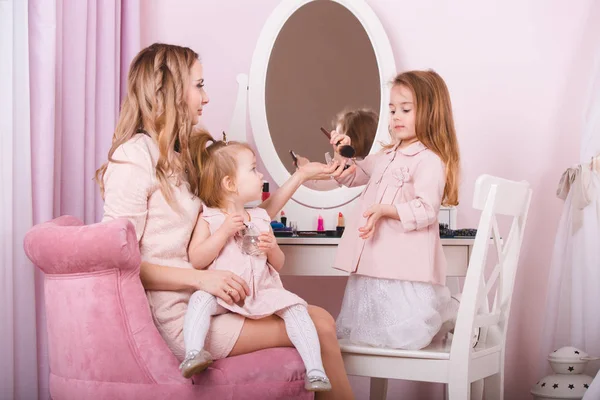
xmin=24 ymin=216 xmax=141 ymax=276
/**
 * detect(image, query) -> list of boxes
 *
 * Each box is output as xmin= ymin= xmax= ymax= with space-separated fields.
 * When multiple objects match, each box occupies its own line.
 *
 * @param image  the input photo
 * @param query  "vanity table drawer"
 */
xmin=279 ymin=245 xmax=348 ymax=276
xmin=278 ymin=240 xmax=473 ymax=277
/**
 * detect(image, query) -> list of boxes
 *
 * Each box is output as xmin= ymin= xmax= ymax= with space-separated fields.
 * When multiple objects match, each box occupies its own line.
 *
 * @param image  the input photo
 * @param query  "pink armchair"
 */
xmin=24 ymin=216 xmax=312 ymax=400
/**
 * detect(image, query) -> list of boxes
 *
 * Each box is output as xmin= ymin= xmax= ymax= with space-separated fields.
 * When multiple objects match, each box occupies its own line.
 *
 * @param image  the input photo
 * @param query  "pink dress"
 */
xmin=201 ymin=207 xmax=306 ymax=318
xmin=101 ymin=134 xmax=244 ymax=361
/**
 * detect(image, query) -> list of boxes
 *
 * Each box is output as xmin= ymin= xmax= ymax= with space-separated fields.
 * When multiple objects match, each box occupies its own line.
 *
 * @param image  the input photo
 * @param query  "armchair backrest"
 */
xmin=24 ymin=216 xmax=187 ymax=384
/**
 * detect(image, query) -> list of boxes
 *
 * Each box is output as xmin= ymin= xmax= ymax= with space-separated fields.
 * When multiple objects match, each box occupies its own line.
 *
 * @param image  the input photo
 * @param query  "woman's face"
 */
xmin=187 ymin=60 xmax=210 ymax=125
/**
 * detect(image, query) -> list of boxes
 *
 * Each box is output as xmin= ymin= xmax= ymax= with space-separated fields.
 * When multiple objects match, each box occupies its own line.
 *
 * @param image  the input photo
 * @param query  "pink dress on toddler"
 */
xmin=201 ymin=206 xmax=306 ymax=318
xmin=182 ymin=208 xmax=331 ymax=390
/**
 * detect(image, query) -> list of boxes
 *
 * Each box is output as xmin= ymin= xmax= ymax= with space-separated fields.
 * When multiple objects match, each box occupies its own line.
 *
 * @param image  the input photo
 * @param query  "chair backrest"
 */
xmin=450 ymin=174 xmax=532 ymax=359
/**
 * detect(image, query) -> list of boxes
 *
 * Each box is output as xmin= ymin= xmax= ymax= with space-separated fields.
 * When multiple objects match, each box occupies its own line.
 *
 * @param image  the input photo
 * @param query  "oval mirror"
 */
xmin=249 ymin=0 xmax=396 ymax=208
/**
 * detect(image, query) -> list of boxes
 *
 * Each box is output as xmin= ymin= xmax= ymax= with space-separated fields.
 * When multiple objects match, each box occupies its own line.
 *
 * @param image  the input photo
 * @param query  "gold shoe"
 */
xmin=179 ymin=349 xmax=213 ymax=379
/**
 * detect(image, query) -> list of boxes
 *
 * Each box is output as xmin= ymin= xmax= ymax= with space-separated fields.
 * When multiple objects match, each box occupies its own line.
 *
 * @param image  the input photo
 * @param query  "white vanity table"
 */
xmin=277 ymin=237 xmax=474 ymax=278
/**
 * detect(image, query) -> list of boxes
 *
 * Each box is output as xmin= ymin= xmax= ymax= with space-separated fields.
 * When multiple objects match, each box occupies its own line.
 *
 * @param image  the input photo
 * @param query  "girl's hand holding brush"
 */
xmin=320 ymin=127 xmax=356 ymax=158
xmin=329 ymin=130 xmax=352 ymax=149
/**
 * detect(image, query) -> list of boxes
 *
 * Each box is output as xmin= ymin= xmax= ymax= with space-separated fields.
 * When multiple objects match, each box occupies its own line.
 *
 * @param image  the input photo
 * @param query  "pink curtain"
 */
xmin=25 ymin=0 xmax=140 ymax=398
xmin=1 ymin=1 xmax=37 ymax=399
xmin=29 ymin=0 xmax=141 ymax=224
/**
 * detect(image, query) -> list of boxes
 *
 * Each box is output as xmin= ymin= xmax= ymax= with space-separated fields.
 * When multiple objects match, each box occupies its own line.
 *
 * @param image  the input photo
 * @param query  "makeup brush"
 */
xmin=320 ymin=127 xmax=356 ymax=158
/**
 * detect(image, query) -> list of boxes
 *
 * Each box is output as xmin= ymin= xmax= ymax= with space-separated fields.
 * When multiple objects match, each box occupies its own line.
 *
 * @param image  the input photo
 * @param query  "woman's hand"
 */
xmin=219 ymin=213 xmax=245 ymax=238
xmin=358 ymin=204 xmax=397 ymax=239
xmin=257 ymin=230 xmax=277 ymax=254
xmin=196 ymin=269 xmax=250 ymax=305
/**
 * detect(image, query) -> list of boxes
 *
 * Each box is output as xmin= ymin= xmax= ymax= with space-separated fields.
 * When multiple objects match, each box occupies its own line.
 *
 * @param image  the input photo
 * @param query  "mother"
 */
xmin=96 ymin=43 xmax=353 ymax=399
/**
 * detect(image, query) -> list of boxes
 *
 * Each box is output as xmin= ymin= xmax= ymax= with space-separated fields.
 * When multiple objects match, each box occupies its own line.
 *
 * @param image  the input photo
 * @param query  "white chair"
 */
xmin=339 ymin=174 xmax=532 ymax=400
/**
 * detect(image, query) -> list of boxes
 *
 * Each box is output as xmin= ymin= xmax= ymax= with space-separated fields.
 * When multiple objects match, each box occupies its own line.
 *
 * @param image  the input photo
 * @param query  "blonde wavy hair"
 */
xmin=388 ymin=70 xmax=461 ymax=206
xmin=95 ymin=43 xmax=203 ymax=207
xmin=189 ymin=133 xmax=254 ymax=209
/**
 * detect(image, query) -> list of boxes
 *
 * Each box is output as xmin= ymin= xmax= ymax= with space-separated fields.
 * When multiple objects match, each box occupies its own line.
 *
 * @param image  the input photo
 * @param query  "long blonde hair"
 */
xmin=390 ymin=70 xmax=461 ymax=206
xmin=190 ymin=133 xmax=255 ymax=209
xmin=95 ymin=43 xmax=201 ymax=206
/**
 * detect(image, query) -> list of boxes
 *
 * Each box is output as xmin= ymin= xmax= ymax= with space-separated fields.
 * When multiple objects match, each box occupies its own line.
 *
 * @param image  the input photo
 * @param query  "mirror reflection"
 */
xmin=265 ymin=0 xmax=381 ymax=189
xmin=297 ymin=109 xmax=378 ymax=191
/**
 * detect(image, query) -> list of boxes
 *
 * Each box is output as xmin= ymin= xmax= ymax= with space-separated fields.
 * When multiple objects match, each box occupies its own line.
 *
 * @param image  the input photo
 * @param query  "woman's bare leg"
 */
xmin=308 ymin=305 xmax=354 ymax=400
xmin=229 ymin=306 xmax=354 ymax=400
xmin=228 ymin=314 xmax=292 ymax=355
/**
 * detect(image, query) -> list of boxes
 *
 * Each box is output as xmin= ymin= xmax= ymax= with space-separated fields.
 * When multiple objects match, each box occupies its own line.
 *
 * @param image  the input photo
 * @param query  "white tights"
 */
xmin=183 ymin=290 xmax=327 ymax=378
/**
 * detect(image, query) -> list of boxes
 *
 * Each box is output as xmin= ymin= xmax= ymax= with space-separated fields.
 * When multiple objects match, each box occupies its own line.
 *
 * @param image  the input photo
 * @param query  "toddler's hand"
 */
xmin=359 ymin=204 xmax=385 ymax=239
xmin=295 ymin=154 xmax=310 ymax=168
xmin=220 ymin=214 xmax=246 ymax=237
xmin=257 ymin=230 xmax=276 ymax=254
xmin=297 ymin=160 xmax=340 ymax=181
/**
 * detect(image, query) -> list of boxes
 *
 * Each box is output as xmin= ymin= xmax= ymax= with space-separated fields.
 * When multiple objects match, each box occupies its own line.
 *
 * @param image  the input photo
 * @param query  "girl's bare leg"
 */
xmin=229 ymin=305 xmax=354 ymax=400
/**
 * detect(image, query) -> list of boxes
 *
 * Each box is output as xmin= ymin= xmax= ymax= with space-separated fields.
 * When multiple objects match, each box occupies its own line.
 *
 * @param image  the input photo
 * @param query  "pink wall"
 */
xmin=141 ymin=1 xmax=599 ymax=398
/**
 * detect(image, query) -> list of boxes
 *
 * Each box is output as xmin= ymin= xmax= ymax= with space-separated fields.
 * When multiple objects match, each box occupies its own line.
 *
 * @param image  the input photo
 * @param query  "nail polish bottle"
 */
xmin=262 ymin=181 xmax=270 ymax=201
xmin=317 ymin=214 xmax=324 ymax=231
xmin=280 ymin=210 xmax=287 ymax=227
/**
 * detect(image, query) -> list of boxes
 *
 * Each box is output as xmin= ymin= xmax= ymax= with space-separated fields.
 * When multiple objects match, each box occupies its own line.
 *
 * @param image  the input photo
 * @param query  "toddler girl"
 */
xmin=180 ymin=134 xmax=331 ymax=392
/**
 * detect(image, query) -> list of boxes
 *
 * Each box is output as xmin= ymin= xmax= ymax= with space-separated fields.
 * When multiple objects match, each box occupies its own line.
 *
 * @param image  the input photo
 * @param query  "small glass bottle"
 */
xmin=289 ymin=221 xmax=298 ymax=237
xmin=241 ymin=223 xmax=262 ymax=256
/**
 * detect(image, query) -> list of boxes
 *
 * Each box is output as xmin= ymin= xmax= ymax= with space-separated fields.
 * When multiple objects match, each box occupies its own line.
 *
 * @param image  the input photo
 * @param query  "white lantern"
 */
xmin=531 ymin=346 xmax=598 ymax=400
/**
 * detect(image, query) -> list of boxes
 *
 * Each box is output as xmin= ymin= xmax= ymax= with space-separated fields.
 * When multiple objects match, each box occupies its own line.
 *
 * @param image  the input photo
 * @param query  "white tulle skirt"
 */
xmin=336 ymin=274 xmax=458 ymax=350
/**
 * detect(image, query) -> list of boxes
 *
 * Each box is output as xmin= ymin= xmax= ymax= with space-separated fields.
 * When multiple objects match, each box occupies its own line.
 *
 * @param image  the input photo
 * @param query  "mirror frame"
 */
xmin=249 ymin=0 xmax=396 ymax=208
